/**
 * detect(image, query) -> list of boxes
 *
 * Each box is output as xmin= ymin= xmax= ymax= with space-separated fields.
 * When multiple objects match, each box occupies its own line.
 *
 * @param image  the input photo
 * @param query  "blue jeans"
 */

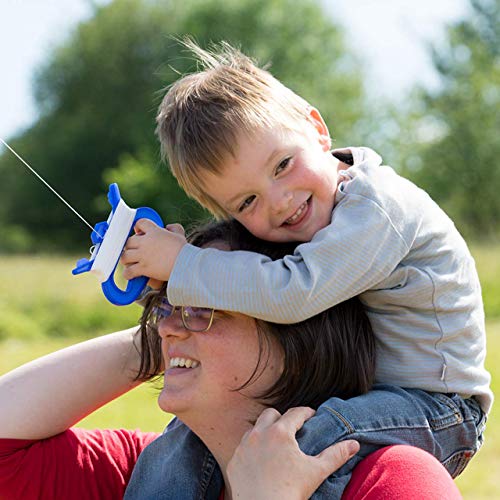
xmin=124 ymin=385 xmax=486 ymax=499
xmin=299 ymin=385 xmax=485 ymax=497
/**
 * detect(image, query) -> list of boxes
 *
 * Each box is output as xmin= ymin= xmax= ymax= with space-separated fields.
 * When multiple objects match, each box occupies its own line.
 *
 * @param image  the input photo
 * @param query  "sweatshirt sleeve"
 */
xmin=0 ymin=428 xmax=160 ymax=500
xmin=168 ymin=178 xmax=411 ymax=324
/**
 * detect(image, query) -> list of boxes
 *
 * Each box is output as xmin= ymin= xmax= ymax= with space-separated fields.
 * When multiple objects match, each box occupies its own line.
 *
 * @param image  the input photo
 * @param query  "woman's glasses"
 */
xmin=150 ymin=294 xmax=215 ymax=333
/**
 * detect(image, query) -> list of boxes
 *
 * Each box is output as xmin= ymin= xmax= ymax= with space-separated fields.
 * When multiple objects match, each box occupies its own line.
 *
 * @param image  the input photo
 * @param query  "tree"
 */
xmin=0 ymin=0 xmax=367 ymax=251
xmin=399 ymin=0 xmax=500 ymax=238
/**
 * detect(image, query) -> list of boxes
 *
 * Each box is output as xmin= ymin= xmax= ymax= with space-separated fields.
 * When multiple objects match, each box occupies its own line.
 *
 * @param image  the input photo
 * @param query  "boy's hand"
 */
xmin=121 ymin=219 xmax=187 ymax=281
xmin=226 ymin=407 xmax=359 ymax=500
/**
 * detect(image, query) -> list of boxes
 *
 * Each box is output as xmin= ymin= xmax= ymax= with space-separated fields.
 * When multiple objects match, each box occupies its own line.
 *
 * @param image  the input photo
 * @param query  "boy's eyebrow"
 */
xmin=225 ymin=148 xmax=281 ymax=207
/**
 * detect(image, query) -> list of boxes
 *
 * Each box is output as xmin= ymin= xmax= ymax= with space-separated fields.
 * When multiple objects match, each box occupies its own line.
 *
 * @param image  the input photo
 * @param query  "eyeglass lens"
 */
xmin=153 ymin=297 xmax=214 ymax=332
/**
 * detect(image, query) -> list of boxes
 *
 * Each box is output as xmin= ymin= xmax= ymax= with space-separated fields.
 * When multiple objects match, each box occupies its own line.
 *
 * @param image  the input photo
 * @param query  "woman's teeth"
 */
xmin=285 ymin=201 xmax=307 ymax=224
xmin=170 ymin=357 xmax=199 ymax=368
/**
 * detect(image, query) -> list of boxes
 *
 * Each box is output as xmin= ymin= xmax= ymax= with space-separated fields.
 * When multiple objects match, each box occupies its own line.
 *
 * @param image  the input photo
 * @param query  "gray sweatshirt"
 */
xmin=168 ymin=147 xmax=493 ymax=413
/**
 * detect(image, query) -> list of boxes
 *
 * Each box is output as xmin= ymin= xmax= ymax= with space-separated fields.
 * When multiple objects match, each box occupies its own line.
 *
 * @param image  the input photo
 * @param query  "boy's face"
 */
xmin=200 ymin=110 xmax=339 ymax=243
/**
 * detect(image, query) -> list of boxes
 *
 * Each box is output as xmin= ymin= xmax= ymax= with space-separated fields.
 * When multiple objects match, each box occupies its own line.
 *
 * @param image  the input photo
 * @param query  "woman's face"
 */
xmin=156 ymin=245 xmax=283 ymax=421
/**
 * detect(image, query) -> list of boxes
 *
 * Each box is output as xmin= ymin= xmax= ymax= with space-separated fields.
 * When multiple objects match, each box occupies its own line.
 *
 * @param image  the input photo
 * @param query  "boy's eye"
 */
xmin=275 ymin=157 xmax=291 ymax=175
xmin=238 ymin=195 xmax=256 ymax=212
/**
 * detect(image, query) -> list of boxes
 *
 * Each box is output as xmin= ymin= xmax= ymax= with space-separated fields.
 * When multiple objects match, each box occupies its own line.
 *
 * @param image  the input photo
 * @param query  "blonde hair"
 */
xmin=156 ymin=40 xmax=311 ymax=218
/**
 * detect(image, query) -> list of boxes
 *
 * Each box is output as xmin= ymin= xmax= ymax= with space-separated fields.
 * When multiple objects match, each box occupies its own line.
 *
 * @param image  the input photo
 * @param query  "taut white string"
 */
xmin=0 ymin=137 xmax=96 ymax=234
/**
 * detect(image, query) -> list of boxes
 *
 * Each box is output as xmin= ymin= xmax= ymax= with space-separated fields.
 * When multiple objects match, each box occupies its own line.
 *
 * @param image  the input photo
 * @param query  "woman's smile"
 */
xmin=169 ymin=357 xmax=200 ymax=369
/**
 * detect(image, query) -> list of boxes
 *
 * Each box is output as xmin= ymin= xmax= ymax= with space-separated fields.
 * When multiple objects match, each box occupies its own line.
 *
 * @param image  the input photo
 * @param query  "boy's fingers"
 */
xmin=166 ymin=223 xmax=185 ymax=235
xmin=121 ymin=248 xmax=139 ymax=265
xmin=315 ymin=440 xmax=359 ymax=475
xmin=134 ymin=218 xmax=159 ymax=234
xmin=124 ymin=234 xmax=141 ymax=250
xmin=122 ymin=263 xmax=141 ymax=280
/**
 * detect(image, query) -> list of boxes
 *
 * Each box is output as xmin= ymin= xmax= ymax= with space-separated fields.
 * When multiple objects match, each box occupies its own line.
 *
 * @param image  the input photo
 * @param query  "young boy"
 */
xmin=121 ymin=42 xmax=491 ymax=495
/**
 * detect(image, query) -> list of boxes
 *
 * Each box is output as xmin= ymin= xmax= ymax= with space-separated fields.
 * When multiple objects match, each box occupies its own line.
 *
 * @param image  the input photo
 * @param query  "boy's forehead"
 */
xmin=196 ymin=119 xmax=316 ymax=209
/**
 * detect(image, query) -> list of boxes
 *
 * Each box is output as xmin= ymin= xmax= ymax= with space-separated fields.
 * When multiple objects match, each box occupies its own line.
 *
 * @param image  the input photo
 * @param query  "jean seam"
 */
xmin=428 ymin=394 xmax=463 ymax=430
xmin=324 ymin=407 xmax=432 ymax=434
xmin=198 ymin=450 xmax=217 ymax=499
xmin=325 ymin=407 xmax=355 ymax=433
xmin=444 ymin=449 xmax=474 ymax=478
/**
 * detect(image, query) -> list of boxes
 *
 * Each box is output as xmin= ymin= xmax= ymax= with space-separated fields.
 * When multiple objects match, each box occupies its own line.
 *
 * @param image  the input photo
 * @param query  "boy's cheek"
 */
xmin=238 ymin=218 xmax=269 ymax=240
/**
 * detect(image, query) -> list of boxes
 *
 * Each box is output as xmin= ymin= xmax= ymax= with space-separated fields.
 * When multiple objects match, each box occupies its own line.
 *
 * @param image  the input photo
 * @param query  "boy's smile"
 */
xmin=200 ymin=110 xmax=341 ymax=243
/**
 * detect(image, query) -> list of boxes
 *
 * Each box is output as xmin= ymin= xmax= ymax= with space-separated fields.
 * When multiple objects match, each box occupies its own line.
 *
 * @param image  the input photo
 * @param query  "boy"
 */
xmin=121 ymin=42 xmax=491 ymax=496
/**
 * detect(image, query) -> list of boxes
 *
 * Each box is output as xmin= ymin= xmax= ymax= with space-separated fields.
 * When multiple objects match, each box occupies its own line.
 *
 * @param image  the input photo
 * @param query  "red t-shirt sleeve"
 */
xmin=0 ymin=428 xmax=160 ymax=500
xmin=342 ymin=445 xmax=462 ymax=499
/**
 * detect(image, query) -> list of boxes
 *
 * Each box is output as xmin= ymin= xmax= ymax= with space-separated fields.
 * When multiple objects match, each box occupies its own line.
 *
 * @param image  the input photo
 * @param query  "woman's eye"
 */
xmin=275 ymin=157 xmax=291 ymax=175
xmin=238 ymin=195 xmax=256 ymax=212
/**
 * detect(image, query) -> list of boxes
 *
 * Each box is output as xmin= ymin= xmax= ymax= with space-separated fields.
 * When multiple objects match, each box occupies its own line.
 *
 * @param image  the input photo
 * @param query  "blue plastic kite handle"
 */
xmin=101 ymin=206 xmax=164 ymax=306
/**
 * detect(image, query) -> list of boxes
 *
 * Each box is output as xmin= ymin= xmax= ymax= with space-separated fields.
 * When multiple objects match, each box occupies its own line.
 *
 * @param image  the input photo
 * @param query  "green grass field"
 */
xmin=1 ymin=247 xmax=499 ymax=498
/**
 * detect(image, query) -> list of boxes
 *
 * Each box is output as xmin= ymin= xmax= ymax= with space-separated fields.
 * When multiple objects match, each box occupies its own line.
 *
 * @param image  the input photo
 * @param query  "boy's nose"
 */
xmin=270 ymin=189 xmax=293 ymax=215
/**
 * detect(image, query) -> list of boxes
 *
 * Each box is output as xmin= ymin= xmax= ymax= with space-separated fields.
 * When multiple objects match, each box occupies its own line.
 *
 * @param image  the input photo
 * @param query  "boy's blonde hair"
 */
xmin=156 ymin=40 xmax=311 ymax=218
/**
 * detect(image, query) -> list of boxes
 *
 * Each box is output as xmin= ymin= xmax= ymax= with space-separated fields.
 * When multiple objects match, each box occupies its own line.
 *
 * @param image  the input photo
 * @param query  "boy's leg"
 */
xmin=299 ymin=384 xmax=484 ymax=498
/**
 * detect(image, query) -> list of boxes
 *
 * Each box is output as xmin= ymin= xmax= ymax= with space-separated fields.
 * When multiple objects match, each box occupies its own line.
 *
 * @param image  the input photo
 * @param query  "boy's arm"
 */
xmin=168 ymin=193 xmax=410 ymax=323
xmin=0 ymin=328 xmax=142 ymax=439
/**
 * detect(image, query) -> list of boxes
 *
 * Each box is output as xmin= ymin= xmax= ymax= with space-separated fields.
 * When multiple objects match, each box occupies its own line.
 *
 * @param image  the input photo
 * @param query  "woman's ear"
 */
xmin=307 ymin=107 xmax=332 ymax=151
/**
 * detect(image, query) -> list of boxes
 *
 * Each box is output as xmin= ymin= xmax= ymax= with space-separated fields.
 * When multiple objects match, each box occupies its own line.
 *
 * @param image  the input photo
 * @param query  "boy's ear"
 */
xmin=307 ymin=107 xmax=331 ymax=151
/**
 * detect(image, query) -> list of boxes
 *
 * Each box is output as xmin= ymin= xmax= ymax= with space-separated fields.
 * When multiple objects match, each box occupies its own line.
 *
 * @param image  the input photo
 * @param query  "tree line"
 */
xmin=0 ymin=0 xmax=498 ymax=252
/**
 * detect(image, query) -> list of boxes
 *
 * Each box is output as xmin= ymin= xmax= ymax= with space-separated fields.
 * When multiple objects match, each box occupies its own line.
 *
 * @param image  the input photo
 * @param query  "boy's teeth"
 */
xmin=286 ymin=201 xmax=307 ymax=224
xmin=170 ymin=357 xmax=199 ymax=368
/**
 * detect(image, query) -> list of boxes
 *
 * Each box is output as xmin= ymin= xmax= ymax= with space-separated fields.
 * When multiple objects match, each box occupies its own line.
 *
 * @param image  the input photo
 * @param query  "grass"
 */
xmin=0 ymin=254 xmax=170 ymax=432
xmin=0 ymin=337 xmax=169 ymax=432
xmin=0 ymin=255 xmax=141 ymax=340
xmin=1 ymin=246 xmax=499 ymax=498
xmin=454 ymin=320 xmax=499 ymax=499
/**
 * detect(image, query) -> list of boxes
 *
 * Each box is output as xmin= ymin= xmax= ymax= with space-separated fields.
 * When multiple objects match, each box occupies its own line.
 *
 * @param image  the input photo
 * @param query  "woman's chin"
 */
xmin=157 ymin=387 xmax=189 ymax=416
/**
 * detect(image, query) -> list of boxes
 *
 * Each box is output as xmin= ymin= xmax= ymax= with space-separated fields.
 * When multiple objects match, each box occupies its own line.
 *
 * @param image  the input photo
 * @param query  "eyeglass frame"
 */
xmin=149 ymin=293 xmax=216 ymax=333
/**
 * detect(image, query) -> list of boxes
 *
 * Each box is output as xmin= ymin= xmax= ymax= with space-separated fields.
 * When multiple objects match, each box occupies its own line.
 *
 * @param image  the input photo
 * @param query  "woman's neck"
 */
xmin=179 ymin=405 xmax=262 ymax=498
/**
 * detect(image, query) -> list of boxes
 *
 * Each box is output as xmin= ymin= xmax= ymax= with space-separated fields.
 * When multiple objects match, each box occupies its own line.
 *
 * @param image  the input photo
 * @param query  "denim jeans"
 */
xmin=124 ymin=384 xmax=486 ymax=499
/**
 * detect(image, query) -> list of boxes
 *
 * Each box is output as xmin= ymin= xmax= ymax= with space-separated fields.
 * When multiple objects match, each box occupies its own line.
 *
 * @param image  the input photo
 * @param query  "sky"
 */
xmin=0 ymin=0 xmax=470 ymax=140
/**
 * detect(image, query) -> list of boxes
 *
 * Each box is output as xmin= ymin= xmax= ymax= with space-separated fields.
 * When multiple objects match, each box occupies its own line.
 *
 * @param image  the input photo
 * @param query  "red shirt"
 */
xmin=0 ymin=430 xmax=461 ymax=499
xmin=0 ymin=428 xmax=159 ymax=500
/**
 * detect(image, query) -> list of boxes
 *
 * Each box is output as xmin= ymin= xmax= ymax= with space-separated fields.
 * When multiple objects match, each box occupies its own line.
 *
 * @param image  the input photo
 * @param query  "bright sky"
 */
xmin=0 ymin=0 xmax=469 ymax=140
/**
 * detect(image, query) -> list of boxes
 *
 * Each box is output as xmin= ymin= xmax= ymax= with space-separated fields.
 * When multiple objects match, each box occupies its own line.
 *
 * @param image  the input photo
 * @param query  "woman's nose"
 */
xmin=157 ymin=313 xmax=191 ymax=340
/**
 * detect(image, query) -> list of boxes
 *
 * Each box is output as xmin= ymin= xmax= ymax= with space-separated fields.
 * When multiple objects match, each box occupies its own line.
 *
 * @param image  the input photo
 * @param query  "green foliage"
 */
xmin=396 ymin=0 xmax=500 ymax=238
xmin=471 ymin=242 xmax=500 ymax=318
xmin=0 ymin=0 xmax=365 ymax=251
xmin=0 ymin=225 xmax=33 ymax=253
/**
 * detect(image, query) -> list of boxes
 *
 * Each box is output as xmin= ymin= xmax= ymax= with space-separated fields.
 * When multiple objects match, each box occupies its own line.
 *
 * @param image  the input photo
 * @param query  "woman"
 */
xmin=0 ymin=220 xmax=461 ymax=499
